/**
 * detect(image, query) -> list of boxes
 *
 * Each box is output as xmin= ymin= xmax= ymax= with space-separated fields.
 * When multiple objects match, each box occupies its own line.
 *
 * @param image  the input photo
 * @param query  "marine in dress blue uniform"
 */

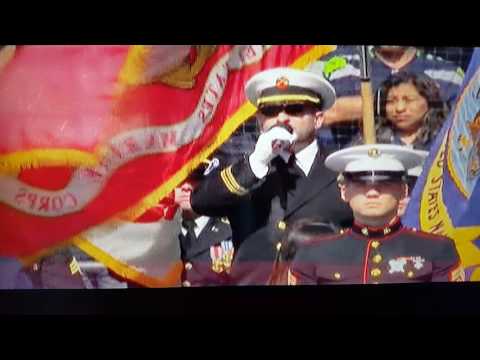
xmin=290 ymin=144 xmax=464 ymax=284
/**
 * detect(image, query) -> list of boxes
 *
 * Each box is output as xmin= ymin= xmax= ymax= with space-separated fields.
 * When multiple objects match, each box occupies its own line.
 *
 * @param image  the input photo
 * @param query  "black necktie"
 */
xmin=287 ymin=154 xmax=296 ymax=168
xmin=287 ymin=154 xmax=303 ymax=177
xmin=182 ymin=219 xmax=197 ymax=242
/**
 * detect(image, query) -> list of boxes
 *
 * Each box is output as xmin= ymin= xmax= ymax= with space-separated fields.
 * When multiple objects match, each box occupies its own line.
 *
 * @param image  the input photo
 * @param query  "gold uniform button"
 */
xmin=370 ymin=268 xmax=382 ymax=277
xmin=182 ymin=280 xmax=191 ymax=287
xmin=407 ymin=271 xmax=414 ymax=278
xmin=372 ymin=254 xmax=383 ymax=264
xmin=277 ymin=221 xmax=287 ymax=231
xmin=184 ymin=262 xmax=193 ymax=271
xmin=276 ymin=242 xmax=282 ymax=251
xmin=334 ymin=272 xmax=341 ymax=280
xmin=371 ymin=241 xmax=380 ymax=249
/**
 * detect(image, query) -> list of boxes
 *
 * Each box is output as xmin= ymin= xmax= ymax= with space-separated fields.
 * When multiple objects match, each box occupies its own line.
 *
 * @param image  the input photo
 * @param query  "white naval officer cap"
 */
xmin=245 ymin=67 xmax=336 ymax=111
xmin=325 ymin=144 xmax=426 ymax=183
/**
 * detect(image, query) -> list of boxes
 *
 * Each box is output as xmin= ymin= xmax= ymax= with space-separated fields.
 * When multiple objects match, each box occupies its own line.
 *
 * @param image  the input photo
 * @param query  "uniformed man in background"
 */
xmin=175 ymin=159 xmax=234 ymax=286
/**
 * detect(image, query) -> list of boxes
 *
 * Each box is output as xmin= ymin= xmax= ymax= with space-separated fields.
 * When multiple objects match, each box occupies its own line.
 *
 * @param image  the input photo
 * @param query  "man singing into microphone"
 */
xmin=191 ymin=67 xmax=353 ymax=285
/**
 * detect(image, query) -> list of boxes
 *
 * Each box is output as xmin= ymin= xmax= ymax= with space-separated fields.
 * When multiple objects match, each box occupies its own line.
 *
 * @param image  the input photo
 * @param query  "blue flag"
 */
xmin=403 ymin=48 xmax=480 ymax=281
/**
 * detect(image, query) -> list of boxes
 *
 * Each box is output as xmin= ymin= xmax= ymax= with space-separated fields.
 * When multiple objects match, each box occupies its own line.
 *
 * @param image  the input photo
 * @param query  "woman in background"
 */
xmin=374 ymin=71 xmax=450 ymax=150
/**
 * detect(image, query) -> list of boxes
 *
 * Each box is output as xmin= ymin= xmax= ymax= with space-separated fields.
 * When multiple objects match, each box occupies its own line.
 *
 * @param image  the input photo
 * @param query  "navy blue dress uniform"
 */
xmin=191 ymin=68 xmax=353 ymax=285
xmin=178 ymin=156 xmax=236 ymax=287
xmin=180 ymin=216 xmax=234 ymax=287
xmin=289 ymin=143 xmax=464 ymax=284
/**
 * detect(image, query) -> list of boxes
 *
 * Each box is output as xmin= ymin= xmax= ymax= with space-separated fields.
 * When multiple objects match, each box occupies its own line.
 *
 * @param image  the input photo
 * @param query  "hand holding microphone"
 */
xmin=249 ymin=122 xmax=297 ymax=179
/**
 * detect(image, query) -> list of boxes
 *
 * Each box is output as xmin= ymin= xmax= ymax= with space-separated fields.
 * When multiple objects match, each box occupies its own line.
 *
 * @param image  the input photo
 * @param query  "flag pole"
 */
xmin=359 ymin=46 xmax=376 ymax=144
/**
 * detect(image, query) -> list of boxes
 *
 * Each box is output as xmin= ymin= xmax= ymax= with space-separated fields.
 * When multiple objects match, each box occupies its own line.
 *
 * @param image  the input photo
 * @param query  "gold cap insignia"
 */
xmin=368 ymin=148 xmax=380 ymax=158
xmin=275 ymin=76 xmax=289 ymax=90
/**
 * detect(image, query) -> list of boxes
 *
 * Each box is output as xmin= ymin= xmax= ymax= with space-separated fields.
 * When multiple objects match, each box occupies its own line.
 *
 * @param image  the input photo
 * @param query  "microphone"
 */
xmin=270 ymin=122 xmax=298 ymax=158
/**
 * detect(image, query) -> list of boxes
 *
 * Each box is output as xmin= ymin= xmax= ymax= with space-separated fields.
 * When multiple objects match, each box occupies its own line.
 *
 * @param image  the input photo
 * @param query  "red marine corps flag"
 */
xmin=0 ymin=45 xmax=335 ymax=285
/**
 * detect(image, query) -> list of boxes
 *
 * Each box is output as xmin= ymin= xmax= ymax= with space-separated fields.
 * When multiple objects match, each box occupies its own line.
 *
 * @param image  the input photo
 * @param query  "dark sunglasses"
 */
xmin=258 ymin=103 xmax=314 ymax=117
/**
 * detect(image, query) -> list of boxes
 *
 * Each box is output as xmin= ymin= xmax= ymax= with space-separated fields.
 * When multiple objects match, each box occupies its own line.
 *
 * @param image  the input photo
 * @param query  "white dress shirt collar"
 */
xmin=294 ymin=140 xmax=319 ymax=176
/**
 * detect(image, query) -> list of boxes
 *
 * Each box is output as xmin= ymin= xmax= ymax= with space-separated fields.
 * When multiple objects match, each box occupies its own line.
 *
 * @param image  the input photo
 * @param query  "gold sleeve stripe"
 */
xmin=220 ymin=166 xmax=248 ymax=196
xmin=221 ymin=168 xmax=243 ymax=195
xmin=225 ymin=166 xmax=248 ymax=195
xmin=220 ymin=169 xmax=239 ymax=194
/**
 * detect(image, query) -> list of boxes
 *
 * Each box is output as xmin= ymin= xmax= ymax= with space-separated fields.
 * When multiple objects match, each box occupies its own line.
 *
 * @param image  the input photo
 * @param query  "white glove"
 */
xmin=249 ymin=126 xmax=297 ymax=179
